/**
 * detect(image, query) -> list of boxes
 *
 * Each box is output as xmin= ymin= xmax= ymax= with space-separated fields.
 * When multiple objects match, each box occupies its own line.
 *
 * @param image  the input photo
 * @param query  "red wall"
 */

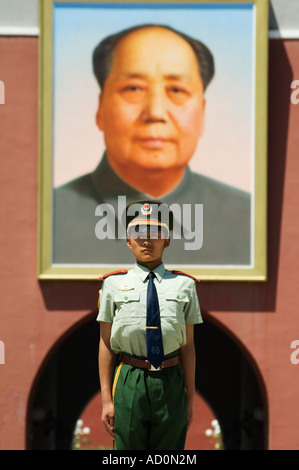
xmin=0 ymin=36 xmax=299 ymax=450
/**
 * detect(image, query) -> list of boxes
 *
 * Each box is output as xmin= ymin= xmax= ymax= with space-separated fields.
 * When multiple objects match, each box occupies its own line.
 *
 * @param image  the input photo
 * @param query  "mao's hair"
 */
xmin=92 ymin=24 xmax=215 ymax=92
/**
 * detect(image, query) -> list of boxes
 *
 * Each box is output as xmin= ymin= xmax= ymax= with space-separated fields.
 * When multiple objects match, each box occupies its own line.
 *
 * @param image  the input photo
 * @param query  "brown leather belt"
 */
xmin=119 ymin=353 xmax=180 ymax=371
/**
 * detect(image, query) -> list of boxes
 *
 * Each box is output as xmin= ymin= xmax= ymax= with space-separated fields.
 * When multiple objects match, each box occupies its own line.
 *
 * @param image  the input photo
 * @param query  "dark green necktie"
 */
xmin=146 ymin=271 xmax=164 ymax=368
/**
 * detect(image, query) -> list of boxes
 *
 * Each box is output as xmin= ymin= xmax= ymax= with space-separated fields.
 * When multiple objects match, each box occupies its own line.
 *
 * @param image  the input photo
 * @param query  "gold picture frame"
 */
xmin=38 ymin=0 xmax=269 ymax=281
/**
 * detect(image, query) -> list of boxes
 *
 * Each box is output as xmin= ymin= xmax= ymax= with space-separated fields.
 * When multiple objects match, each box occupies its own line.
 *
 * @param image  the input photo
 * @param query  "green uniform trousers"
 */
xmin=112 ymin=360 xmax=188 ymax=450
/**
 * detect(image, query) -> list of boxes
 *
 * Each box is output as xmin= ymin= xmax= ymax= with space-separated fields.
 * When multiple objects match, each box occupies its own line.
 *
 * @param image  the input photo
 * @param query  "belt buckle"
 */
xmin=148 ymin=361 xmax=164 ymax=372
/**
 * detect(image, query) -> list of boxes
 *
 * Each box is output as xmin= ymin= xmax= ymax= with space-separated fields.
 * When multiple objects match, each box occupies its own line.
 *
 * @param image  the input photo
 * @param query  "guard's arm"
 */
xmin=99 ymin=321 xmax=115 ymax=439
xmin=179 ymin=324 xmax=196 ymax=431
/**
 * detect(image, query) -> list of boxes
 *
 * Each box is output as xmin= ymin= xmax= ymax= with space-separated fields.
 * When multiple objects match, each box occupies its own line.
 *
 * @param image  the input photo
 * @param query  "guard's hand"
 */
xmin=102 ymin=402 xmax=115 ymax=439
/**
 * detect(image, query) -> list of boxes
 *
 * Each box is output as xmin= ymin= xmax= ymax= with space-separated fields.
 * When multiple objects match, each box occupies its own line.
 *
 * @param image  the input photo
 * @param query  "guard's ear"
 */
xmin=126 ymin=237 xmax=133 ymax=250
xmin=164 ymin=238 xmax=170 ymax=248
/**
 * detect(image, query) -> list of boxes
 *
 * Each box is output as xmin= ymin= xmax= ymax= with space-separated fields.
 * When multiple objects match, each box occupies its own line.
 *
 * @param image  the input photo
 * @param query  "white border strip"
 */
xmin=1 ymin=26 xmax=299 ymax=39
xmin=0 ymin=26 xmax=39 ymax=36
xmin=269 ymin=29 xmax=299 ymax=39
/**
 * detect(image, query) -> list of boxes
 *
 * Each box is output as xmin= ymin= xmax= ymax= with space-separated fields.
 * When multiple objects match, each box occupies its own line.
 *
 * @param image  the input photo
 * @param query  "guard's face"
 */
xmin=96 ymin=27 xmax=206 ymax=173
xmin=127 ymin=230 xmax=170 ymax=266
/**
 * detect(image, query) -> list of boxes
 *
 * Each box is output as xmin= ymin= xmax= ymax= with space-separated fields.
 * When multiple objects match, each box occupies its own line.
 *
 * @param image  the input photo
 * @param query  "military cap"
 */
xmin=124 ymin=200 xmax=173 ymax=238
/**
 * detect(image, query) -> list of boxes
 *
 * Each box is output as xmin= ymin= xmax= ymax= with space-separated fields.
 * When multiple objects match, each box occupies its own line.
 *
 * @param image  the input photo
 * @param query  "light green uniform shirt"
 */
xmin=97 ymin=263 xmax=203 ymax=357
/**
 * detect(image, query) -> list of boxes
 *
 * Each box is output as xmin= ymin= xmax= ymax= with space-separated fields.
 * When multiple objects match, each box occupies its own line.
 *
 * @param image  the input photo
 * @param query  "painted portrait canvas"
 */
xmin=38 ymin=0 xmax=268 ymax=280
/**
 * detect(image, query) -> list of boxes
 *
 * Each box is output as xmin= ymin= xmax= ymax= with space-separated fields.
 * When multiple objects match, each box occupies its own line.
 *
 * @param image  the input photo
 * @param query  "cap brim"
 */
xmin=127 ymin=218 xmax=169 ymax=231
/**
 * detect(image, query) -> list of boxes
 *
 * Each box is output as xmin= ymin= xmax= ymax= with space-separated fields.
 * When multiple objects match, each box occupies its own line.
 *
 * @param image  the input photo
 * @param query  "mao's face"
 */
xmin=96 ymin=27 xmax=206 ymax=172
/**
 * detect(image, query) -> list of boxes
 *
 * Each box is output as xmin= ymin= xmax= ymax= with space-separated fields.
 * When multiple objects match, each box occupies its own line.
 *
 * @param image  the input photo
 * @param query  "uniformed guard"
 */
xmin=97 ymin=200 xmax=203 ymax=450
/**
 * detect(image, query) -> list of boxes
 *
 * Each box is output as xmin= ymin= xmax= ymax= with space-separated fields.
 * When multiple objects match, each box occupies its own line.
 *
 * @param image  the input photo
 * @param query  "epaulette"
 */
xmin=171 ymin=270 xmax=200 ymax=283
xmin=98 ymin=269 xmax=128 ymax=281
xmin=98 ymin=290 xmax=101 ymax=309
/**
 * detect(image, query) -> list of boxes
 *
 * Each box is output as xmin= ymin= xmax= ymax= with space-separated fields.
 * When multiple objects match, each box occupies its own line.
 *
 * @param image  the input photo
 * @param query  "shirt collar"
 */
xmin=90 ymin=152 xmax=194 ymax=206
xmin=90 ymin=152 xmax=151 ymax=205
xmin=90 ymin=153 xmax=197 ymax=234
xmin=134 ymin=262 xmax=165 ymax=283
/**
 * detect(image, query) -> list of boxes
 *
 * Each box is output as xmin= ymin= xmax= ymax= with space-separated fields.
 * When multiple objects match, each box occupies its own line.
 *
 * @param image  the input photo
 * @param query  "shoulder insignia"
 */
xmin=171 ymin=270 xmax=200 ymax=283
xmin=98 ymin=269 xmax=128 ymax=281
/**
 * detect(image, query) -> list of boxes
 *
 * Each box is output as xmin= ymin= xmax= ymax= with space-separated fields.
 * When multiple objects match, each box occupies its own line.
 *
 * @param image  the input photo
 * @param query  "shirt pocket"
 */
xmin=113 ymin=292 xmax=141 ymax=325
xmin=163 ymin=292 xmax=189 ymax=318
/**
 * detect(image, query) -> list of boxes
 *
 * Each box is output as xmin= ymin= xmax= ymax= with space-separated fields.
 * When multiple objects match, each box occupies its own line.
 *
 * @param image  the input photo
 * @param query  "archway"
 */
xmin=26 ymin=312 xmax=100 ymax=450
xmin=194 ymin=312 xmax=268 ymax=450
xmin=26 ymin=311 xmax=268 ymax=450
